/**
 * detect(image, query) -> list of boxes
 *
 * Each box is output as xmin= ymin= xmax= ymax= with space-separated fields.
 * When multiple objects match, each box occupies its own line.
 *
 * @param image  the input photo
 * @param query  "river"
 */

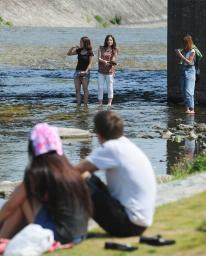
xmin=0 ymin=26 xmax=205 ymax=181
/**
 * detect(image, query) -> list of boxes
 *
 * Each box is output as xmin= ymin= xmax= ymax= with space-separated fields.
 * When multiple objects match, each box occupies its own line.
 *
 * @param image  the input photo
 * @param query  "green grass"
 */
xmin=45 ymin=191 xmax=206 ymax=256
xmin=110 ymin=15 xmax=122 ymax=25
xmin=94 ymin=15 xmax=109 ymax=28
xmin=0 ymin=16 xmax=13 ymax=27
xmin=171 ymin=152 xmax=206 ymax=179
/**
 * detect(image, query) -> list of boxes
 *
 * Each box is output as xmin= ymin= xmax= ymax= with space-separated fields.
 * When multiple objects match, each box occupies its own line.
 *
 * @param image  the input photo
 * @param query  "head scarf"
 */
xmin=30 ymin=123 xmax=63 ymax=156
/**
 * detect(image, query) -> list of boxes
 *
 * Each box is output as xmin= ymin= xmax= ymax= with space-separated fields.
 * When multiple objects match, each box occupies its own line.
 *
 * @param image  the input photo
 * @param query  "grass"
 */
xmin=0 ymin=16 xmax=13 ymax=27
xmin=94 ymin=15 xmax=109 ymax=28
xmin=110 ymin=15 xmax=122 ymax=25
xmin=45 ymin=191 xmax=206 ymax=256
xmin=171 ymin=152 xmax=206 ymax=179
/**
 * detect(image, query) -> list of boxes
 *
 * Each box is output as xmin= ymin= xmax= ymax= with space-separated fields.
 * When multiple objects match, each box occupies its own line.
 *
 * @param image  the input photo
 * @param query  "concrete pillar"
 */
xmin=167 ymin=0 xmax=206 ymax=104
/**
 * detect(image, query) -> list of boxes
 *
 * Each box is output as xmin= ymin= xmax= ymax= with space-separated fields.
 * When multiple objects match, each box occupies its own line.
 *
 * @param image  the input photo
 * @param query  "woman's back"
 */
xmin=25 ymin=139 xmax=92 ymax=244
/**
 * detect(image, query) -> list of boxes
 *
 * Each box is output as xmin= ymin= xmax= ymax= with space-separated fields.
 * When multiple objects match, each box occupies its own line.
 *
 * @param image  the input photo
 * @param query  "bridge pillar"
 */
xmin=167 ymin=0 xmax=206 ymax=104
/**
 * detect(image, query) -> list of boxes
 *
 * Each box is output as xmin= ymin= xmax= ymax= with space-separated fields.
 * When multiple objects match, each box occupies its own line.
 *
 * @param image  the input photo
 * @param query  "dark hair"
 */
xmin=80 ymin=36 xmax=93 ymax=53
xmin=183 ymin=35 xmax=193 ymax=52
xmin=103 ymin=35 xmax=117 ymax=55
xmin=94 ymin=111 xmax=123 ymax=140
xmin=24 ymin=153 xmax=92 ymax=222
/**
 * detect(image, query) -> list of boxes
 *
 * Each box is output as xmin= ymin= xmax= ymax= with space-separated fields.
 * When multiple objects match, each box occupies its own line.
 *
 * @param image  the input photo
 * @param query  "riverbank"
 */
xmin=1 ymin=173 xmax=205 ymax=255
xmin=45 ymin=190 xmax=206 ymax=256
xmin=1 ymin=172 xmax=206 ymax=205
xmin=0 ymin=0 xmax=166 ymax=27
xmin=56 ymin=173 xmax=206 ymax=255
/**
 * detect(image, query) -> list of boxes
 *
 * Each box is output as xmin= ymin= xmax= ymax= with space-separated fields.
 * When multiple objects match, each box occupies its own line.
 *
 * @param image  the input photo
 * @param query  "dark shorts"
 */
xmin=74 ymin=71 xmax=90 ymax=80
xmin=86 ymin=175 xmax=146 ymax=237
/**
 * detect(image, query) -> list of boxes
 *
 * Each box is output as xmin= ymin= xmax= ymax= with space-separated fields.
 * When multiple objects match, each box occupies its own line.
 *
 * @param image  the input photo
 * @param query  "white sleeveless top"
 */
xmin=184 ymin=49 xmax=195 ymax=66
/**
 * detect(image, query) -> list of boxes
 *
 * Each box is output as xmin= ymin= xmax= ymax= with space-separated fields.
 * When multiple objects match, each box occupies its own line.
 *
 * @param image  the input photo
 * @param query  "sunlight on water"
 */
xmin=1 ymin=27 xmax=205 ymax=181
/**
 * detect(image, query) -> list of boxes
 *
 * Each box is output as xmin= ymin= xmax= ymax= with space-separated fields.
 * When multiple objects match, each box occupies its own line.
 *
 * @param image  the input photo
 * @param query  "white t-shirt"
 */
xmin=184 ymin=49 xmax=195 ymax=65
xmin=86 ymin=136 xmax=156 ymax=227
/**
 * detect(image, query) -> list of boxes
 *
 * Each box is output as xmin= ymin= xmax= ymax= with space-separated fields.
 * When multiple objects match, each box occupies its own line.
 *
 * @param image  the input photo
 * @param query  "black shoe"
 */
xmin=140 ymin=234 xmax=176 ymax=246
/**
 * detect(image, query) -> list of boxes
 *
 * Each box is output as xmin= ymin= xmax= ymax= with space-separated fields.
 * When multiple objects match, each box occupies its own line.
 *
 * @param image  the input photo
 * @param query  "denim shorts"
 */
xmin=34 ymin=207 xmax=87 ymax=244
xmin=34 ymin=207 xmax=57 ymax=239
xmin=74 ymin=71 xmax=90 ymax=80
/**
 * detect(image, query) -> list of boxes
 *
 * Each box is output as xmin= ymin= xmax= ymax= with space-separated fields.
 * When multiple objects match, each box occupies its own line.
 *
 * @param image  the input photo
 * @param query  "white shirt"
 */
xmin=86 ymin=136 xmax=156 ymax=227
xmin=184 ymin=49 xmax=195 ymax=66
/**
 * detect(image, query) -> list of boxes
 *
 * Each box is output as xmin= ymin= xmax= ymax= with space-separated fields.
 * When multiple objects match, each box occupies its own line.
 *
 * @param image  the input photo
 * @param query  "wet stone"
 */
xmin=195 ymin=123 xmax=206 ymax=132
xmin=177 ymin=124 xmax=194 ymax=131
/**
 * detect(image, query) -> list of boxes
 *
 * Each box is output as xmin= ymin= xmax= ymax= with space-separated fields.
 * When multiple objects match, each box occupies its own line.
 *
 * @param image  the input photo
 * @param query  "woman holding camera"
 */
xmin=67 ymin=36 xmax=94 ymax=107
xmin=98 ymin=35 xmax=118 ymax=106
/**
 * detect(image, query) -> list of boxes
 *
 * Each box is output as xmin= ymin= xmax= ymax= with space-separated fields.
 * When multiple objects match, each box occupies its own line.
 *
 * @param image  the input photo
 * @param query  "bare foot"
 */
xmin=189 ymin=110 xmax=195 ymax=114
xmin=186 ymin=110 xmax=195 ymax=114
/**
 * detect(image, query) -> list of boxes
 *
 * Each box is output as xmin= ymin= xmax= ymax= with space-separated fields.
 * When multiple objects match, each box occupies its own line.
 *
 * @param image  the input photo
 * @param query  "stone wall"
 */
xmin=168 ymin=0 xmax=206 ymax=104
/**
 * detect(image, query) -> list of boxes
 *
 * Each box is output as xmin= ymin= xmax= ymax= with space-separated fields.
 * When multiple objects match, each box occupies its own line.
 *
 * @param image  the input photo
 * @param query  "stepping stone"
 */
xmin=58 ymin=127 xmax=92 ymax=139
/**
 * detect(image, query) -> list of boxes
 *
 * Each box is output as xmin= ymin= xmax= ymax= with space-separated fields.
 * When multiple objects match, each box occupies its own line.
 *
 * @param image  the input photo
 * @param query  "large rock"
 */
xmin=0 ymin=181 xmax=20 ymax=199
xmin=58 ymin=127 xmax=92 ymax=139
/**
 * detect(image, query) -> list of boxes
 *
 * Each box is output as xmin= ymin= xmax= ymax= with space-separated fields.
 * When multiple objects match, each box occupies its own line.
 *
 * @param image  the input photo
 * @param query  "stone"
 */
xmin=162 ymin=130 xmax=173 ymax=139
xmin=188 ymin=131 xmax=198 ymax=140
xmin=195 ymin=123 xmax=206 ymax=133
xmin=58 ymin=127 xmax=92 ymax=139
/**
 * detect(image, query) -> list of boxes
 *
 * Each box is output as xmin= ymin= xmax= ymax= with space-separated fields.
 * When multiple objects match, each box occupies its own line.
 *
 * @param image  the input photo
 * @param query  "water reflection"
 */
xmin=184 ymin=114 xmax=196 ymax=160
xmin=166 ymin=107 xmax=203 ymax=174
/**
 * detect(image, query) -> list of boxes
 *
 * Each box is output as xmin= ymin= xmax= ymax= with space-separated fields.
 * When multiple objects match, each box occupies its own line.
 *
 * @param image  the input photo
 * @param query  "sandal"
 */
xmin=140 ymin=234 xmax=176 ymax=246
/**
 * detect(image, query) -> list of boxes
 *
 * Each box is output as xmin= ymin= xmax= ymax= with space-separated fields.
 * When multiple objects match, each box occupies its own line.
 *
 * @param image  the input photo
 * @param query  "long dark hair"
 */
xmin=80 ymin=36 xmax=93 ymax=53
xmin=103 ymin=35 xmax=117 ymax=54
xmin=25 ymin=144 xmax=92 ymax=222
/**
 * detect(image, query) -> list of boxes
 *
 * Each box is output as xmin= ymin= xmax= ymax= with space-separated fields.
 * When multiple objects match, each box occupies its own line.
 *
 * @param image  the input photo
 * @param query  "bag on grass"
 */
xmin=4 ymin=224 xmax=54 ymax=256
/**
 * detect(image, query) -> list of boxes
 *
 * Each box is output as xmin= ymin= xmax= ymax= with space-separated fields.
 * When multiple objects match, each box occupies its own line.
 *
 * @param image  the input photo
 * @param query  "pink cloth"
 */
xmin=30 ymin=123 xmax=63 ymax=156
xmin=0 ymin=239 xmax=9 ymax=255
xmin=48 ymin=241 xmax=74 ymax=252
xmin=0 ymin=239 xmax=73 ymax=255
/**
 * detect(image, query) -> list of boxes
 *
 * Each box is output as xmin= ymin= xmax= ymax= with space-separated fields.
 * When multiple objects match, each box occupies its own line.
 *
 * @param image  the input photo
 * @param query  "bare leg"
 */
xmin=82 ymin=78 xmax=89 ymax=106
xmin=74 ymin=78 xmax=82 ymax=105
xmin=0 ymin=207 xmax=25 ymax=238
xmin=0 ymin=200 xmax=35 ymax=239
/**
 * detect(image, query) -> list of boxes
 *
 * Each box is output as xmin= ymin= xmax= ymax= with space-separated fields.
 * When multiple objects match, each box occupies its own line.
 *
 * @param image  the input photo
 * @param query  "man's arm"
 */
xmin=74 ymin=159 xmax=97 ymax=175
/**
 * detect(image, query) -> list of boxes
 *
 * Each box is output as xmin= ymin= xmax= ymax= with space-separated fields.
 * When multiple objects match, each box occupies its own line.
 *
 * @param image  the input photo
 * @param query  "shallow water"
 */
xmin=0 ymin=27 xmax=205 ymax=181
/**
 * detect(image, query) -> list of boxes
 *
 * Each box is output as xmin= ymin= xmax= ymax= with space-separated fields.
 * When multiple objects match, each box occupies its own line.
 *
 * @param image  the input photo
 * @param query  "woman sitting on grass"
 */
xmin=0 ymin=123 xmax=92 ymax=244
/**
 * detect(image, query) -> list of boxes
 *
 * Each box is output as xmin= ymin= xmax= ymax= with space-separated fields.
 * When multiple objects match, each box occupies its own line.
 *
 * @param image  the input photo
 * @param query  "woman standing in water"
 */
xmin=67 ymin=36 xmax=94 ymax=107
xmin=98 ymin=35 xmax=118 ymax=106
xmin=176 ymin=35 xmax=196 ymax=114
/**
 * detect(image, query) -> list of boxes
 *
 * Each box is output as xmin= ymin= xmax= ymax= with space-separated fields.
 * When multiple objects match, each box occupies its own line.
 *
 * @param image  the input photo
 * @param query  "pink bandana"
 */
xmin=30 ymin=123 xmax=63 ymax=156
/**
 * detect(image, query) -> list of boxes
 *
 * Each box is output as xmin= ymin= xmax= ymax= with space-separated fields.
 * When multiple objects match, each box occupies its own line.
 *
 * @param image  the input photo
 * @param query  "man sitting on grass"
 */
xmin=75 ymin=111 xmax=156 ymax=237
